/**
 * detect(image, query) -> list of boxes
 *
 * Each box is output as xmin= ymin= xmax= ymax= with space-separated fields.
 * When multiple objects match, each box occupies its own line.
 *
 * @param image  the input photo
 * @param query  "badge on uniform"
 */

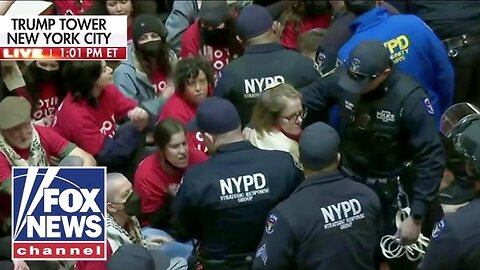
xmin=431 ymin=220 xmax=446 ymax=239
xmin=423 ymin=97 xmax=435 ymax=115
xmin=255 ymin=243 xmax=268 ymax=265
xmin=265 ymin=213 xmax=278 ymax=234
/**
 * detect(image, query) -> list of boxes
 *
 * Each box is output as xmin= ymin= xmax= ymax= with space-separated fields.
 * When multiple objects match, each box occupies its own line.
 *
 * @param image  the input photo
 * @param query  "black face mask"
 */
xmin=304 ymin=1 xmax=329 ymax=17
xmin=138 ymin=40 xmax=163 ymax=59
xmin=123 ymin=191 xmax=142 ymax=218
xmin=201 ymin=27 xmax=230 ymax=47
xmin=35 ymin=67 xmax=59 ymax=81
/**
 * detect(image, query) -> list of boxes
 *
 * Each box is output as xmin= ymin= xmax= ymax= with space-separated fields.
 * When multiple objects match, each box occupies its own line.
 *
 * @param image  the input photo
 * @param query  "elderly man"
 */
xmin=103 ymin=173 xmax=188 ymax=269
xmin=0 ymin=96 xmax=95 ymax=270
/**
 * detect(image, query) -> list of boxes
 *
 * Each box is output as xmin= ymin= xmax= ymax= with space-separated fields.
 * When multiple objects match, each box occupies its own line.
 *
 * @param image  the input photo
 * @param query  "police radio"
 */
xmin=441 ymin=102 xmax=480 ymax=177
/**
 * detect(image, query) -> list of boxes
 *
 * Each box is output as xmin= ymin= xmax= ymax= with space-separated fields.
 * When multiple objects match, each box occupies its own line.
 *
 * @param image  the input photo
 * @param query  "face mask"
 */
xmin=201 ymin=27 xmax=229 ymax=47
xmin=138 ymin=40 xmax=163 ymax=58
xmin=304 ymin=1 xmax=329 ymax=17
xmin=123 ymin=191 xmax=142 ymax=217
xmin=35 ymin=67 xmax=59 ymax=81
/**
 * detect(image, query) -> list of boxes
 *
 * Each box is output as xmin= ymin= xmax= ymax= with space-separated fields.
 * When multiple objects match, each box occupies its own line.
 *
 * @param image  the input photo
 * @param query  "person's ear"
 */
xmin=107 ymin=203 xmax=117 ymax=213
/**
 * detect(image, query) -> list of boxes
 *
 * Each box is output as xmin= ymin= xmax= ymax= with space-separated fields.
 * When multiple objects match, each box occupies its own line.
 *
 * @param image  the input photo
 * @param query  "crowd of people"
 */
xmin=0 ymin=0 xmax=480 ymax=270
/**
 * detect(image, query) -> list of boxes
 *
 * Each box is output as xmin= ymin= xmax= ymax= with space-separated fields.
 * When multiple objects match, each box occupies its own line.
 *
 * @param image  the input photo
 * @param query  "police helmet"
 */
xmin=441 ymin=103 xmax=480 ymax=176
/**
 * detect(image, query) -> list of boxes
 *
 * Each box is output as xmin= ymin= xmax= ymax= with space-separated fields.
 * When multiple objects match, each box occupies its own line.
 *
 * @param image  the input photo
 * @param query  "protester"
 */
xmin=53 ymin=61 xmax=149 ymax=178
xmin=248 ymin=82 xmax=304 ymax=161
xmin=14 ymin=60 xmax=67 ymax=126
xmin=166 ymin=0 xmax=251 ymax=53
xmin=180 ymin=0 xmax=244 ymax=76
xmin=114 ymin=14 xmax=177 ymax=118
xmin=278 ymin=0 xmax=331 ymax=50
xmin=0 ymin=96 xmax=96 ymax=270
xmin=158 ymin=57 xmax=214 ymax=153
xmin=134 ymin=119 xmax=207 ymax=229
xmin=106 ymin=173 xmax=189 ymax=265
xmin=54 ymin=0 xmax=95 ymax=14
xmin=214 ymin=4 xmax=318 ymax=127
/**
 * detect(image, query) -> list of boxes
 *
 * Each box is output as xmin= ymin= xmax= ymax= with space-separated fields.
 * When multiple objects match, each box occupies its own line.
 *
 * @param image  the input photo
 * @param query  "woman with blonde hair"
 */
xmin=248 ymin=82 xmax=305 ymax=161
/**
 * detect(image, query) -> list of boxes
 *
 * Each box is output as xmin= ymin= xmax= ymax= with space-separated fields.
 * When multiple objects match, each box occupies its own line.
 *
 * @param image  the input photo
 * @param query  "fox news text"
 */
xmin=0 ymin=16 xmax=127 ymax=61
xmin=11 ymin=167 xmax=107 ymax=261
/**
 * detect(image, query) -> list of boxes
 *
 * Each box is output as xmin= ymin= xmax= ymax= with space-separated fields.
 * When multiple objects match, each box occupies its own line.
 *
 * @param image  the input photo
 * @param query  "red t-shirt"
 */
xmin=127 ymin=23 xmax=133 ymax=44
xmin=281 ymin=15 xmax=331 ymax=49
xmin=0 ymin=126 xmax=73 ymax=226
xmin=134 ymin=149 xmax=207 ymax=215
xmin=54 ymin=0 xmax=94 ymax=14
xmin=158 ymin=92 xmax=208 ymax=153
xmin=180 ymin=20 xmax=231 ymax=75
xmin=150 ymin=69 xmax=168 ymax=95
xmin=53 ymin=84 xmax=137 ymax=156
xmin=75 ymin=241 xmax=113 ymax=270
xmin=16 ymin=81 xmax=62 ymax=121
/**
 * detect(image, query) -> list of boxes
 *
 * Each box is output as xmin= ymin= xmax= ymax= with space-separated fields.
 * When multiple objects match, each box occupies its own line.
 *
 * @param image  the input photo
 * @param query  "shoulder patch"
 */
xmin=256 ymin=243 xmax=268 ymax=265
xmin=265 ymin=213 xmax=278 ymax=234
xmin=293 ymin=157 xmax=304 ymax=171
xmin=431 ymin=219 xmax=446 ymax=239
xmin=423 ymin=97 xmax=435 ymax=115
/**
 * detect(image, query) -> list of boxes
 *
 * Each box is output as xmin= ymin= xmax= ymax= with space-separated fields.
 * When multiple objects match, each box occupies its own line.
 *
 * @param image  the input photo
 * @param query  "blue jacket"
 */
xmin=338 ymin=7 xmax=454 ymax=125
xmin=113 ymin=44 xmax=177 ymax=118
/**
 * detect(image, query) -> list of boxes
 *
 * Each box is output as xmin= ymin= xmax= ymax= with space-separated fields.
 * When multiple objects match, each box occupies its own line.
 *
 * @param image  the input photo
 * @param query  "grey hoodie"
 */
xmin=113 ymin=44 xmax=177 ymax=118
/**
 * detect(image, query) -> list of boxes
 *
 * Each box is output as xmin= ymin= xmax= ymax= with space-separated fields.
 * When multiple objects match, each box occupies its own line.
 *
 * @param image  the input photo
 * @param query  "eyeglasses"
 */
xmin=108 ymin=190 xmax=132 ymax=204
xmin=281 ymin=109 xmax=308 ymax=123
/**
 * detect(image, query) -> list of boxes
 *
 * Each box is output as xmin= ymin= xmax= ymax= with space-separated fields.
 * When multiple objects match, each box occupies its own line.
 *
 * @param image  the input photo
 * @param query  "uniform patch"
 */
xmin=256 ymin=243 xmax=268 ymax=265
xmin=315 ymin=52 xmax=327 ymax=75
xmin=293 ymin=157 xmax=303 ymax=171
xmin=265 ymin=213 xmax=278 ymax=234
xmin=424 ymin=98 xmax=435 ymax=115
xmin=431 ymin=220 xmax=446 ymax=239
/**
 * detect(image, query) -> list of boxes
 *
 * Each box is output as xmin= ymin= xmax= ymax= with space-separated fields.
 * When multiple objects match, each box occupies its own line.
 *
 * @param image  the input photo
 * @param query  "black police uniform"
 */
xmin=252 ymin=170 xmax=381 ymax=270
xmin=214 ymin=43 xmax=318 ymax=127
xmin=407 ymin=1 xmax=480 ymax=106
xmin=301 ymin=68 xmax=445 ymax=268
xmin=419 ymin=198 xmax=480 ymax=270
xmin=172 ymin=141 xmax=304 ymax=269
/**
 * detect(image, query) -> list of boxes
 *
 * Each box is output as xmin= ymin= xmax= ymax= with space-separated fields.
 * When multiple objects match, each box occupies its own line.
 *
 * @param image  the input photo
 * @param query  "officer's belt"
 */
xmin=341 ymin=166 xmax=395 ymax=184
xmin=443 ymin=34 xmax=480 ymax=50
xmin=198 ymin=252 xmax=254 ymax=265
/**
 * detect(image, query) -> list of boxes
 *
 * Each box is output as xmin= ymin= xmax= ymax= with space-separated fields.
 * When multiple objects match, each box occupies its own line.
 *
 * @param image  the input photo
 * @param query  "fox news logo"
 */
xmin=12 ymin=167 xmax=107 ymax=261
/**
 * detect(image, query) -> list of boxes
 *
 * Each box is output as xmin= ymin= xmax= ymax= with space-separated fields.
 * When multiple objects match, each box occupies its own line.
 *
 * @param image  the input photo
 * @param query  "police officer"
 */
xmin=419 ymin=102 xmax=480 ymax=270
xmin=214 ymin=4 xmax=318 ymax=127
xmin=172 ymin=97 xmax=304 ymax=270
xmin=252 ymin=122 xmax=381 ymax=270
xmin=407 ymin=1 xmax=480 ymax=207
xmin=337 ymin=0 xmax=454 ymax=127
xmin=302 ymin=40 xmax=445 ymax=270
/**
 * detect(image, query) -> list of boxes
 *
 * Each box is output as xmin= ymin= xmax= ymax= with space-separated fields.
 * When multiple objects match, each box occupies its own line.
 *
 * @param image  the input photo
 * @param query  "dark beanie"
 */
xmin=236 ymin=4 xmax=273 ymax=40
xmin=132 ymin=14 xmax=167 ymax=43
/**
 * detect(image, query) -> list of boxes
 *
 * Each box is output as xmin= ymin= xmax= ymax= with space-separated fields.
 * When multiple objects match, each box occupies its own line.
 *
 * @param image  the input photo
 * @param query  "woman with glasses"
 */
xmin=248 ymin=82 xmax=305 ymax=162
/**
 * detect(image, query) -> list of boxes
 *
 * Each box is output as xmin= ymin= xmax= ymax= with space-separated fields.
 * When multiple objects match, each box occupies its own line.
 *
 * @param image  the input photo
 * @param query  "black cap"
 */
xmin=132 ymin=14 xmax=167 ymax=43
xmin=338 ymin=40 xmax=391 ymax=93
xmin=299 ymin=122 xmax=339 ymax=170
xmin=236 ymin=4 xmax=273 ymax=40
xmin=199 ymin=0 xmax=231 ymax=26
xmin=187 ymin=97 xmax=241 ymax=135
xmin=107 ymin=244 xmax=170 ymax=270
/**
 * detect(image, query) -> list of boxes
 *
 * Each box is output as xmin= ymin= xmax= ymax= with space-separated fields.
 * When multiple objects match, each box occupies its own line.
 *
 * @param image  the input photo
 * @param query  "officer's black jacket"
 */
xmin=419 ymin=197 xmax=480 ymax=270
xmin=300 ymin=68 xmax=445 ymax=219
xmin=252 ymin=170 xmax=381 ymax=270
xmin=407 ymin=1 xmax=480 ymax=39
xmin=214 ymin=42 xmax=318 ymax=127
xmin=172 ymin=141 xmax=304 ymax=259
